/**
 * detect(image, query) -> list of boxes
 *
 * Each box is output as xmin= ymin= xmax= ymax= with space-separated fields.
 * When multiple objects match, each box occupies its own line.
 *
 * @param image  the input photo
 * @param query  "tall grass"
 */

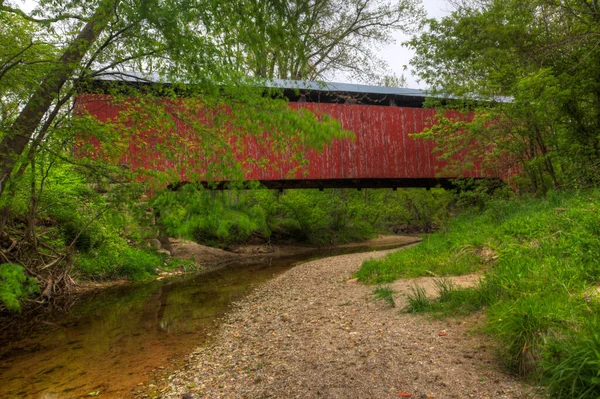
xmin=357 ymin=189 xmax=600 ymax=397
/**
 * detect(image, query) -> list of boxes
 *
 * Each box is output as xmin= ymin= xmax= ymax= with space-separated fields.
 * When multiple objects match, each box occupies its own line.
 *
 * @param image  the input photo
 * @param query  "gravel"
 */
xmin=157 ymin=247 xmax=533 ymax=399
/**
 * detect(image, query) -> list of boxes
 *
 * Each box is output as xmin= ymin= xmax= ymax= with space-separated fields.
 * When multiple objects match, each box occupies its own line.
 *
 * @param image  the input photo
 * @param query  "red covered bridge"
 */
xmin=75 ymin=76 xmax=502 ymax=190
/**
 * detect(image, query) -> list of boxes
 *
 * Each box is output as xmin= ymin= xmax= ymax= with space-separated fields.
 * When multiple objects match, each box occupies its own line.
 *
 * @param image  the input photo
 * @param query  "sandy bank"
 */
xmin=153 ymin=246 xmax=530 ymax=399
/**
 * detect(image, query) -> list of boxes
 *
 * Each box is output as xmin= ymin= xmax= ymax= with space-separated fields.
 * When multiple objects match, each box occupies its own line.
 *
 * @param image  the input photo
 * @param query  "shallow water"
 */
xmin=0 ymin=245 xmax=403 ymax=399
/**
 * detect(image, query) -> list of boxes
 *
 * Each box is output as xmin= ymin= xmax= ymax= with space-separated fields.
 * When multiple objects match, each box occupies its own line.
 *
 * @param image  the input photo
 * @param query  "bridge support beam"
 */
xmin=169 ymin=178 xmax=499 ymax=191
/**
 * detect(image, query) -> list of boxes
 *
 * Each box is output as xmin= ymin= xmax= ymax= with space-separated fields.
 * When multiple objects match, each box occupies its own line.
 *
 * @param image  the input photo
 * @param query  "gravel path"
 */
xmin=159 ymin=247 xmax=529 ymax=399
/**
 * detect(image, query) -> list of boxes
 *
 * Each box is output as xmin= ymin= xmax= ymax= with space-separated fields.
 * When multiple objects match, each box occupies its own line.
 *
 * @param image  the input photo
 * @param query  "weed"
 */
xmin=434 ymin=278 xmax=455 ymax=302
xmin=404 ymin=285 xmax=431 ymax=313
xmin=372 ymin=286 xmax=395 ymax=307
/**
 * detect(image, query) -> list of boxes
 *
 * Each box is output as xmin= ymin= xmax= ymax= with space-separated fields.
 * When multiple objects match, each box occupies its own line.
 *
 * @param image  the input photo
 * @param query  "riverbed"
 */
xmin=0 ymin=239 xmax=418 ymax=399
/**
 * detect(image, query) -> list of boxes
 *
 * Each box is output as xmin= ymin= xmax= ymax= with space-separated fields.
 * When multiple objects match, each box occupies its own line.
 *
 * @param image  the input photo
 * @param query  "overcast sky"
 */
xmin=379 ymin=0 xmax=452 ymax=88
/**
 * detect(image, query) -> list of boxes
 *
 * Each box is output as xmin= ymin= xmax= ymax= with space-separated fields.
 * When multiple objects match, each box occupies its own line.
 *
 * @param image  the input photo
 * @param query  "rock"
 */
xmin=146 ymin=238 xmax=162 ymax=250
xmin=170 ymin=238 xmax=237 ymax=263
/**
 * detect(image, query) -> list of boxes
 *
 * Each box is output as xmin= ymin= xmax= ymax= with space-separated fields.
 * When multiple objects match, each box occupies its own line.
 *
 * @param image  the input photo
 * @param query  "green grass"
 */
xmin=404 ymin=285 xmax=431 ymax=313
xmin=357 ymin=189 xmax=600 ymax=397
xmin=372 ymin=286 xmax=395 ymax=307
xmin=541 ymin=316 xmax=600 ymax=398
xmin=356 ymin=210 xmax=499 ymax=283
xmin=403 ymin=279 xmax=488 ymax=316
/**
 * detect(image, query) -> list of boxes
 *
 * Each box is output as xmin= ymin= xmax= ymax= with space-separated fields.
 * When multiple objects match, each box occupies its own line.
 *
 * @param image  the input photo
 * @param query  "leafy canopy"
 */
xmin=408 ymin=0 xmax=600 ymax=191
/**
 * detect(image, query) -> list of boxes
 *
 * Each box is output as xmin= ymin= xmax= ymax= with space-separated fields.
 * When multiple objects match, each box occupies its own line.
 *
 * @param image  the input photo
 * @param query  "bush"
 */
xmin=0 ymin=264 xmax=39 ymax=311
xmin=77 ymin=238 xmax=162 ymax=281
xmin=60 ymin=221 xmax=94 ymax=252
xmin=153 ymin=186 xmax=456 ymax=248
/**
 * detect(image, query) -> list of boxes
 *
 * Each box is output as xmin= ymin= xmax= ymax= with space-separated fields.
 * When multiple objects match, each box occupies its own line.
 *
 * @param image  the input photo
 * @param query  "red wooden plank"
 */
xmin=74 ymin=94 xmax=501 ymax=185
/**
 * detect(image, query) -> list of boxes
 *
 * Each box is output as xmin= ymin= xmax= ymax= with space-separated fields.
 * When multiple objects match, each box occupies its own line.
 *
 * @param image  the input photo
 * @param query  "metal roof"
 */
xmin=91 ymin=71 xmax=428 ymax=98
xmin=89 ymin=71 xmax=512 ymax=105
xmin=267 ymin=79 xmax=427 ymax=98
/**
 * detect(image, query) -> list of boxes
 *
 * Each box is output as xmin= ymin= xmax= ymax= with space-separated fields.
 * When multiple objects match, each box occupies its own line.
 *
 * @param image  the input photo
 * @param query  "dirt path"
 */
xmin=157 ymin=247 xmax=529 ymax=399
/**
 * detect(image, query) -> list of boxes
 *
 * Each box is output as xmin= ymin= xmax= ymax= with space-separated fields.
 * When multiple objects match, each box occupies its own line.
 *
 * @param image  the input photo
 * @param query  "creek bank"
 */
xmin=69 ymin=235 xmax=420 ymax=295
xmin=158 ymin=234 xmax=421 ymax=276
xmin=171 ymin=234 xmax=421 ymax=261
xmin=153 ymin=246 xmax=530 ymax=399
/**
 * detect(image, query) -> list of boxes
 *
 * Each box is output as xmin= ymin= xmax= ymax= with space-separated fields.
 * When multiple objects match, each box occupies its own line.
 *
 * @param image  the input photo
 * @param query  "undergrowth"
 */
xmin=153 ymin=186 xmax=453 ymax=247
xmin=357 ymin=189 xmax=600 ymax=398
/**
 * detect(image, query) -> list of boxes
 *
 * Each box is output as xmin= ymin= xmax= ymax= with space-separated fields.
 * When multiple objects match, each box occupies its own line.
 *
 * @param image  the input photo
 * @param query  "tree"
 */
xmin=408 ymin=0 xmax=600 ymax=191
xmin=0 ymin=0 xmax=347 ymax=308
xmin=216 ymin=0 xmax=424 ymax=82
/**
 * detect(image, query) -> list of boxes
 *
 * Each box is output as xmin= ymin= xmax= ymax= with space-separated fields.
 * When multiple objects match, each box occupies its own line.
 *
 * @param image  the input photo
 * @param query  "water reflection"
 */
xmin=0 ymin=246 xmax=402 ymax=398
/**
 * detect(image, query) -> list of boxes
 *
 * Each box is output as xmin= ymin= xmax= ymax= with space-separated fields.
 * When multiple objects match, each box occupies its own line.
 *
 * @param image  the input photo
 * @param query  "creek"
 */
xmin=0 ymin=245 xmax=405 ymax=399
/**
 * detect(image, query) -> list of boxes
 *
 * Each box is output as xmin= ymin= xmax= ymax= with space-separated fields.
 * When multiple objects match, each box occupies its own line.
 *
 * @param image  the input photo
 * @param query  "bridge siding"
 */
xmin=75 ymin=94 xmax=483 ymax=184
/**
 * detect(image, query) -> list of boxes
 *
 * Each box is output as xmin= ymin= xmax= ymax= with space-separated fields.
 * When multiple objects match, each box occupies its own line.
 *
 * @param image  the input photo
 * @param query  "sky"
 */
xmin=379 ymin=0 xmax=452 ymax=88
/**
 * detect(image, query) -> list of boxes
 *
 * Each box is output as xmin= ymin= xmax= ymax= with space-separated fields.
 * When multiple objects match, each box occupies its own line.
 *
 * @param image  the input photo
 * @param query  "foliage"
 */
xmin=0 ymin=155 xmax=162 ymax=309
xmin=409 ymin=0 xmax=600 ymax=191
xmin=451 ymin=178 xmax=513 ymax=210
xmin=0 ymin=0 xmax=375 ymax=308
xmin=217 ymin=0 xmax=424 ymax=82
xmin=78 ymin=245 xmax=163 ymax=281
xmin=0 ymin=12 xmax=56 ymax=130
xmin=357 ymin=189 xmax=600 ymax=396
xmin=153 ymin=186 xmax=455 ymax=248
xmin=0 ymin=263 xmax=39 ymax=311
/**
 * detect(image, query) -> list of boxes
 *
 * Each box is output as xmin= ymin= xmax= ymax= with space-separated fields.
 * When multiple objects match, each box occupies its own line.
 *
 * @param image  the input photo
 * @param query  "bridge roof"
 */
xmin=87 ymin=71 xmax=430 ymax=107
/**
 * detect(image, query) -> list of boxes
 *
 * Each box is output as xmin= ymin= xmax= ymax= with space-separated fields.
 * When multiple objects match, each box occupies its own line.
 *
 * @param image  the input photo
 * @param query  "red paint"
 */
xmin=74 ymin=94 xmax=507 ymax=185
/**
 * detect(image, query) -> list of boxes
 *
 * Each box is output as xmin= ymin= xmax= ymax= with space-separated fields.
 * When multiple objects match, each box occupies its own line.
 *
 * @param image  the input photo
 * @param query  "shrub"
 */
xmin=60 ymin=221 xmax=94 ymax=252
xmin=0 ymin=263 xmax=39 ymax=311
xmin=77 ymin=237 xmax=162 ymax=281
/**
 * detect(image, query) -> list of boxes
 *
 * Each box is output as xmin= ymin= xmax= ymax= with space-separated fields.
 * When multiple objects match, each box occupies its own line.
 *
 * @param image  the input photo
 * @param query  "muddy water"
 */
xmin=0 ymin=245 xmax=403 ymax=399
